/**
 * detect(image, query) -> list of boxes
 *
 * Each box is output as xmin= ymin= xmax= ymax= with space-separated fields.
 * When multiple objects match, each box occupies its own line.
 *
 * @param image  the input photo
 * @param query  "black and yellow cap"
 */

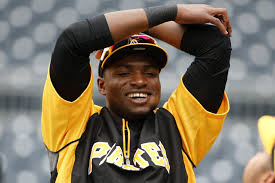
xmin=98 ymin=34 xmax=168 ymax=77
xmin=258 ymin=115 xmax=275 ymax=174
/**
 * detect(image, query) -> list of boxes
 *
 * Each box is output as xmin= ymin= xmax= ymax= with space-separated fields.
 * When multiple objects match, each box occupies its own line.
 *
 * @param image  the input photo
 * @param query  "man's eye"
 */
xmin=118 ymin=73 xmax=130 ymax=76
xmin=145 ymin=72 xmax=156 ymax=77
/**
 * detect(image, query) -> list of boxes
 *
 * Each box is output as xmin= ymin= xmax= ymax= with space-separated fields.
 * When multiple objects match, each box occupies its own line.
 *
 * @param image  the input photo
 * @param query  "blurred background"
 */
xmin=0 ymin=0 xmax=275 ymax=182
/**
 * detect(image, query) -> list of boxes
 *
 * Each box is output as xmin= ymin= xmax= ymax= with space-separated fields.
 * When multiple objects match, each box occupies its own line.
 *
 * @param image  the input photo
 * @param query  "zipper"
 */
xmin=122 ymin=118 xmax=131 ymax=165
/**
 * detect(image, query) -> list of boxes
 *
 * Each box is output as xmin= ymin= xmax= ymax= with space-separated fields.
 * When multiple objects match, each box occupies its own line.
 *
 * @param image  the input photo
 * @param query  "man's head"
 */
xmin=96 ymin=34 xmax=168 ymax=121
xmin=242 ymin=116 xmax=275 ymax=183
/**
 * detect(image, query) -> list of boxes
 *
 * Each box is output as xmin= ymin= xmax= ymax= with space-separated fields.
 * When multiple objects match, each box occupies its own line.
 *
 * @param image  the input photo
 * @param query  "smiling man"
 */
xmin=41 ymin=4 xmax=232 ymax=183
xmin=98 ymin=53 xmax=161 ymax=120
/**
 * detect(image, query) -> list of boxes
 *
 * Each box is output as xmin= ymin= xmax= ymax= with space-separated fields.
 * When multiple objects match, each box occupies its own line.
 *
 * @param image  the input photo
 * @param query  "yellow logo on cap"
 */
xmin=129 ymin=38 xmax=138 ymax=44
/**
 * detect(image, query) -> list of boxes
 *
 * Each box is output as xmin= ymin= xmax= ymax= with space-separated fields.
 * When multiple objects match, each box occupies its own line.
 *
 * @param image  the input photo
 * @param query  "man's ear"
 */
xmin=260 ymin=171 xmax=275 ymax=183
xmin=95 ymin=49 xmax=103 ymax=60
xmin=97 ymin=77 xmax=106 ymax=96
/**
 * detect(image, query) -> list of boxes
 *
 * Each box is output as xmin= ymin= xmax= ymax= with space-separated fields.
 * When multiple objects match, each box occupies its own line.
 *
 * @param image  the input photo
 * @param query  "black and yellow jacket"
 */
xmin=41 ymin=15 xmax=231 ymax=183
xmin=42 ymin=70 xmax=229 ymax=182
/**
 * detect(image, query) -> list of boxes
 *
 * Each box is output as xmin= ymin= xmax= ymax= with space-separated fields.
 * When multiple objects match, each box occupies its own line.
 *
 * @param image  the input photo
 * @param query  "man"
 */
xmin=243 ymin=116 xmax=275 ymax=183
xmin=41 ymin=4 xmax=232 ymax=183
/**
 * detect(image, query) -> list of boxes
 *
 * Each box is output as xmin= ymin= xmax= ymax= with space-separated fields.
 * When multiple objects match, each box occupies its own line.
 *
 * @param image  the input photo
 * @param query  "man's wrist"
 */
xmin=144 ymin=5 xmax=178 ymax=28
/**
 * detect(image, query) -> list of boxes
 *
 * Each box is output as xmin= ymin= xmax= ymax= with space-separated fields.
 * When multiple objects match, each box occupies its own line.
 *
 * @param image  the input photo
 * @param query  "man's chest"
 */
xmin=71 ymin=107 xmax=188 ymax=183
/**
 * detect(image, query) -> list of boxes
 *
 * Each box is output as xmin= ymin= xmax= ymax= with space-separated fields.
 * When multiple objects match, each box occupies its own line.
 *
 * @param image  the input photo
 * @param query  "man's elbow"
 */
xmin=220 ymin=34 xmax=232 ymax=55
xmin=212 ymin=32 xmax=232 ymax=66
xmin=206 ymin=31 xmax=232 ymax=74
xmin=56 ymin=21 xmax=90 ymax=56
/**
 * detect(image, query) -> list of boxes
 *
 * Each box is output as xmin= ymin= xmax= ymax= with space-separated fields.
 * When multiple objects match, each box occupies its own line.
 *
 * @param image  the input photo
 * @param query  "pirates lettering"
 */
xmin=88 ymin=141 xmax=170 ymax=174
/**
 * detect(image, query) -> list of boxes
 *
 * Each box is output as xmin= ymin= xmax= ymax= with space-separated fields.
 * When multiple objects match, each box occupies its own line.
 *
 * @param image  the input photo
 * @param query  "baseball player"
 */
xmin=243 ymin=116 xmax=275 ymax=183
xmin=41 ymin=4 xmax=232 ymax=183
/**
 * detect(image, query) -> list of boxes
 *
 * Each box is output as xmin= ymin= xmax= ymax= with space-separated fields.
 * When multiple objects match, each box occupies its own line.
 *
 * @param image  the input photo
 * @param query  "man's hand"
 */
xmin=176 ymin=4 xmax=232 ymax=37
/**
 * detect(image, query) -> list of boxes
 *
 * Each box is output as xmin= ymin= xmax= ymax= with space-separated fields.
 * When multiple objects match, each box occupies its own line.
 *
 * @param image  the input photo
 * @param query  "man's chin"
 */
xmin=108 ymin=103 xmax=158 ymax=121
xmin=125 ymin=107 xmax=155 ymax=120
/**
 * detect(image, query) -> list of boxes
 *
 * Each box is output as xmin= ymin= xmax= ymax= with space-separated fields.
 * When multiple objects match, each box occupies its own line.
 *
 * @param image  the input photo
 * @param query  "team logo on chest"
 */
xmin=88 ymin=141 xmax=170 ymax=174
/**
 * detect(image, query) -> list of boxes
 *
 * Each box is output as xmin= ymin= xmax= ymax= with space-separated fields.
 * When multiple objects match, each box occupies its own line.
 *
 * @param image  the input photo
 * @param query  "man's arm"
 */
xmin=51 ymin=4 xmax=232 ymax=102
xmin=159 ymin=23 xmax=231 ymax=166
xmin=146 ymin=4 xmax=231 ymax=48
xmin=95 ymin=4 xmax=232 ymax=58
xmin=50 ymin=15 xmax=114 ymax=101
xmin=180 ymin=24 xmax=231 ymax=113
xmin=50 ymin=6 xmax=176 ymax=101
xmin=147 ymin=6 xmax=231 ymax=112
xmin=158 ymin=6 xmax=232 ymax=166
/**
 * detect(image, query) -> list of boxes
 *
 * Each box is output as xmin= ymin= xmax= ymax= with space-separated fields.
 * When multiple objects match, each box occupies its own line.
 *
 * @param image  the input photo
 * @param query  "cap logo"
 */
xmin=129 ymin=38 xmax=138 ymax=44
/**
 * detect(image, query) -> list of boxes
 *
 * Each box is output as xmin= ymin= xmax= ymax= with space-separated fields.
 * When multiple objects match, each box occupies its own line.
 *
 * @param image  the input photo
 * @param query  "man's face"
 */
xmin=97 ymin=53 xmax=161 ymax=121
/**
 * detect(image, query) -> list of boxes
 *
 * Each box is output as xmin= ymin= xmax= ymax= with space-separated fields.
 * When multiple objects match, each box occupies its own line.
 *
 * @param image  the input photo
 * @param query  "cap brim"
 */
xmin=258 ymin=115 xmax=275 ymax=155
xmin=101 ymin=43 xmax=168 ymax=70
xmin=258 ymin=115 xmax=275 ymax=174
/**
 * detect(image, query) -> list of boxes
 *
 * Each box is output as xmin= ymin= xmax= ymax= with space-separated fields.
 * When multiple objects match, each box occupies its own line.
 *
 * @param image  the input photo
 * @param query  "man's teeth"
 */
xmin=127 ymin=93 xmax=148 ymax=98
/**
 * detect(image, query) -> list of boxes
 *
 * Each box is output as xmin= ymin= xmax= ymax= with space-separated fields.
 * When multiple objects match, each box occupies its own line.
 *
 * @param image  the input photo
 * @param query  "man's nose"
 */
xmin=130 ymin=73 xmax=147 ymax=88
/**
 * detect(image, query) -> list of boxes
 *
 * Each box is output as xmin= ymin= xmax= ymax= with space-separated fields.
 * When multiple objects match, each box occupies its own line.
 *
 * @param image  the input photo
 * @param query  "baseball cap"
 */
xmin=258 ymin=115 xmax=275 ymax=173
xmin=98 ymin=34 xmax=168 ymax=77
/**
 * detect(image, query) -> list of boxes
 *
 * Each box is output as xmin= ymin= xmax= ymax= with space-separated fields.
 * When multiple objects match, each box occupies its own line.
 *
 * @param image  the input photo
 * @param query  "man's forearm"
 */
xmin=132 ymin=3 xmax=232 ymax=51
xmin=146 ymin=21 xmax=186 ymax=50
xmin=105 ymin=5 xmax=178 ymax=43
xmin=105 ymin=9 xmax=148 ymax=43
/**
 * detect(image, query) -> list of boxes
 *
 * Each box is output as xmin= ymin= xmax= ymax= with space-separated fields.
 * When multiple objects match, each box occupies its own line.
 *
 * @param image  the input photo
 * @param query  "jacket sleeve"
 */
xmin=163 ymin=24 xmax=231 ymax=166
xmin=41 ymin=15 xmax=112 ymax=152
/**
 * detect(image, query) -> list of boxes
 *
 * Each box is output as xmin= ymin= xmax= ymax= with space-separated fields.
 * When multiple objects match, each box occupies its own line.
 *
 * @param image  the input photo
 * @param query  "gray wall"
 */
xmin=0 ymin=0 xmax=275 ymax=182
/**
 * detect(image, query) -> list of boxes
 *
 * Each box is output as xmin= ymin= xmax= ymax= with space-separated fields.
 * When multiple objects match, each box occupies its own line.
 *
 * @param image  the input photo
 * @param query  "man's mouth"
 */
xmin=126 ymin=92 xmax=150 ymax=104
xmin=127 ymin=93 xmax=148 ymax=98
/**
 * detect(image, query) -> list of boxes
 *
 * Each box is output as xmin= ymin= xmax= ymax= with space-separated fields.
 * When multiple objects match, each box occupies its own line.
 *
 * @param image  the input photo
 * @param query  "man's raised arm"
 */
xmin=147 ymin=5 xmax=232 ymax=113
xmin=50 ymin=5 xmax=177 ymax=101
xmin=50 ymin=4 xmax=232 ymax=102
